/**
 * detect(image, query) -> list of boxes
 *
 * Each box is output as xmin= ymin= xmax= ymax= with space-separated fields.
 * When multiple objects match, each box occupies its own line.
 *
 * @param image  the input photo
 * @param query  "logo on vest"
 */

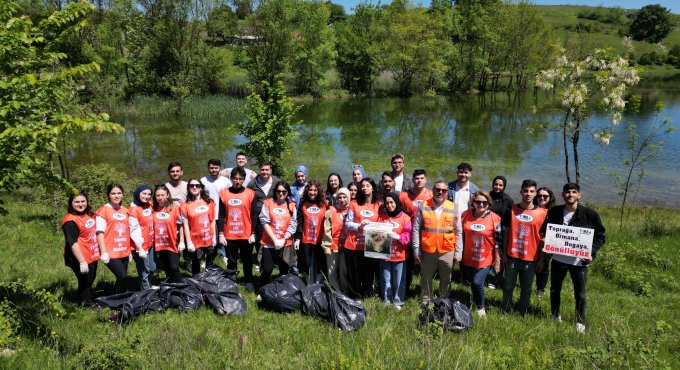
xmin=515 ymin=213 xmax=534 ymax=222
xmin=142 ymin=209 xmax=152 ymax=217
xmin=470 ymin=224 xmax=486 ymax=231
xmin=84 ymin=219 xmax=95 ymax=228
xmin=272 ymin=207 xmax=286 ymax=215
xmin=112 ymin=213 xmax=127 ymax=220
xmin=156 ymin=212 xmax=170 ymax=220
xmin=306 ymin=206 xmax=321 ymax=214
xmin=194 ymin=205 xmax=209 ymax=213
xmin=359 ymin=210 xmax=374 ymax=217
xmin=412 ymin=200 xmax=423 ymax=207
xmin=389 ymin=221 xmax=400 ymax=228
xmin=228 ymin=199 xmax=243 ymax=206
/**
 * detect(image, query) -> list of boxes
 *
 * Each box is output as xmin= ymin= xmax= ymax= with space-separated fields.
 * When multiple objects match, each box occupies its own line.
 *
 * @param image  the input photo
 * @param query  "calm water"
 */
xmin=71 ymin=90 xmax=680 ymax=207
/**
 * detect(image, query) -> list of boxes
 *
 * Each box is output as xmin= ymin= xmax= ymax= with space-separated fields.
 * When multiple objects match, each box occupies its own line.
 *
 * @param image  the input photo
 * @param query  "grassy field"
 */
xmin=0 ymin=195 xmax=678 ymax=369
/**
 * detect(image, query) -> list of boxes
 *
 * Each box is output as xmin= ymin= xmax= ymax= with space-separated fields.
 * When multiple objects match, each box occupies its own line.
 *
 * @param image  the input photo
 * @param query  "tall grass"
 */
xmin=0 ymin=197 xmax=678 ymax=368
xmin=114 ymin=95 xmax=246 ymax=120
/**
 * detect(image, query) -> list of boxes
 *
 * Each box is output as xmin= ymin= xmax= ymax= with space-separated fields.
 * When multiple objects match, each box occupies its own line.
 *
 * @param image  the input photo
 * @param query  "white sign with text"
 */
xmin=544 ymin=223 xmax=594 ymax=259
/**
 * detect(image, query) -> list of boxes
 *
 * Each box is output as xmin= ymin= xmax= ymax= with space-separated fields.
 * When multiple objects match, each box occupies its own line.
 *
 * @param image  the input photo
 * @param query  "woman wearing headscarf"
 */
xmin=321 ymin=187 xmax=350 ymax=291
xmin=488 ymin=175 xmax=513 ymax=290
xmin=290 ymin=165 xmax=308 ymax=208
xmin=352 ymin=165 xmax=366 ymax=184
xmin=62 ymin=191 xmax=100 ymax=306
xmin=294 ymin=180 xmax=327 ymax=284
xmin=129 ymin=184 xmax=156 ymax=290
xmin=377 ymin=192 xmax=411 ymax=309
xmin=95 ymin=183 xmax=131 ymax=293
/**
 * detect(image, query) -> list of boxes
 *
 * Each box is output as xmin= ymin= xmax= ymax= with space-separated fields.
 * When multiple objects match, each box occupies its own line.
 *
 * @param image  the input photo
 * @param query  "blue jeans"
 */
xmin=461 ymin=265 xmax=491 ymax=309
xmin=133 ymin=247 xmax=156 ymax=290
xmin=380 ymin=260 xmax=406 ymax=306
xmin=501 ymin=257 xmax=536 ymax=315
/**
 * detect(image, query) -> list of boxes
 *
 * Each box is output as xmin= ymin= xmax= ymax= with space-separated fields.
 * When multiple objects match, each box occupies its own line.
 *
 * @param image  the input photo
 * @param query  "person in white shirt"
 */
xmin=201 ymin=158 xmax=232 ymax=266
xmin=165 ymin=162 xmax=188 ymax=205
xmin=390 ymin=153 xmax=412 ymax=192
xmin=447 ymin=162 xmax=478 ymax=217
xmin=220 ymin=152 xmax=256 ymax=187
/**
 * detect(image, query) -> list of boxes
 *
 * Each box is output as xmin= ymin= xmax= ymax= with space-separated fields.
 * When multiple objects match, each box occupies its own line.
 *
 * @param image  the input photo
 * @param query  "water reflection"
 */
xmin=70 ymin=90 xmax=680 ymax=207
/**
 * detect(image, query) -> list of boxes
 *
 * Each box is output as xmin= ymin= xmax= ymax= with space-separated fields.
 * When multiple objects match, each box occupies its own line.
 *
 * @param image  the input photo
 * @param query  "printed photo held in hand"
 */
xmin=363 ymin=222 xmax=393 ymax=259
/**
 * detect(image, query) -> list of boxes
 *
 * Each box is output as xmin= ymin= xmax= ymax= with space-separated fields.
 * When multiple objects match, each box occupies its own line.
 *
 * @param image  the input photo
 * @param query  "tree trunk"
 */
xmin=573 ymin=119 xmax=581 ymax=185
xmin=563 ymin=112 xmax=571 ymax=183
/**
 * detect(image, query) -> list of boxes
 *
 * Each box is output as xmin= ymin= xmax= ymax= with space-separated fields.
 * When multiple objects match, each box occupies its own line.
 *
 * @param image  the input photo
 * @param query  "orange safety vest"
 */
xmin=301 ymin=201 xmax=326 ymax=245
xmin=344 ymin=200 xmax=382 ymax=251
xmin=96 ymin=205 xmax=131 ymax=259
xmin=400 ymin=189 xmax=433 ymax=219
xmin=378 ymin=211 xmax=411 ymax=262
xmin=181 ymin=200 xmax=216 ymax=248
xmin=62 ymin=213 xmax=100 ymax=264
xmin=260 ymin=198 xmax=295 ymax=247
xmin=327 ymin=205 xmax=349 ymax=251
xmin=461 ymin=209 xmax=501 ymax=268
xmin=219 ymin=188 xmax=255 ymax=240
xmin=153 ymin=206 xmax=181 ymax=253
xmin=419 ymin=199 xmax=458 ymax=254
xmin=128 ymin=203 xmax=154 ymax=251
xmin=506 ymin=204 xmax=547 ymax=262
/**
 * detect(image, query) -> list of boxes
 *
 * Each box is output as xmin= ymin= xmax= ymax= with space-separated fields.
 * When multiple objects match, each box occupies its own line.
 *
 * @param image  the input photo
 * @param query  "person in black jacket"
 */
xmin=488 ymin=175 xmax=513 ymax=289
xmin=540 ymin=183 xmax=605 ymax=333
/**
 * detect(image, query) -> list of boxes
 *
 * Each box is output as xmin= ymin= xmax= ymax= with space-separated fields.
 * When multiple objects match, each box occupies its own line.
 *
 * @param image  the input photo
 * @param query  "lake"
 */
xmin=70 ymin=90 xmax=680 ymax=207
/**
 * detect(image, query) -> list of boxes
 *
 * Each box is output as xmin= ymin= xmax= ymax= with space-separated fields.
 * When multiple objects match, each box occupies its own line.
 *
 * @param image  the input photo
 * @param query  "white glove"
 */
xmin=137 ymin=248 xmax=148 ymax=259
xmin=212 ymin=236 xmax=217 ymax=247
xmin=274 ymin=238 xmax=285 ymax=249
xmin=219 ymin=234 xmax=227 ymax=245
xmin=178 ymin=241 xmax=186 ymax=252
xmin=248 ymin=234 xmax=256 ymax=244
xmin=294 ymin=239 xmax=300 ymax=250
xmin=99 ymin=252 xmax=110 ymax=264
xmin=389 ymin=232 xmax=400 ymax=240
xmin=187 ymin=242 xmax=196 ymax=253
xmin=79 ymin=262 xmax=89 ymax=274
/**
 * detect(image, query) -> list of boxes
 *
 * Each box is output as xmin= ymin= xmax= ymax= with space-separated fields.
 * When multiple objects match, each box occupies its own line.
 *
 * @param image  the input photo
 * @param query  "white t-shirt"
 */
xmin=257 ymin=177 xmax=273 ymax=196
xmin=201 ymin=176 xmax=231 ymax=218
xmin=394 ymin=174 xmax=404 ymax=192
xmin=453 ymin=183 xmax=471 ymax=216
xmin=224 ymin=167 xmax=256 ymax=187
xmin=552 ymin=208 xmax=582 ymax=266
xmin=165 ymin=181 xmax=188 ymax=205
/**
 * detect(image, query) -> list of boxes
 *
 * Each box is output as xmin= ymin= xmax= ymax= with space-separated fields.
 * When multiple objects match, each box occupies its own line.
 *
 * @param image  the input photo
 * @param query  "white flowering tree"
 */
xmin=535 ymin=49 xmax=640 ymax=184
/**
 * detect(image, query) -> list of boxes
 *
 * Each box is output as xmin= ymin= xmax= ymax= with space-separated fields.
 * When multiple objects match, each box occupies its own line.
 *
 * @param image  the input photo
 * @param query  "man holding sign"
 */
xmin=540 ymin=183 xmax=606 ymax=333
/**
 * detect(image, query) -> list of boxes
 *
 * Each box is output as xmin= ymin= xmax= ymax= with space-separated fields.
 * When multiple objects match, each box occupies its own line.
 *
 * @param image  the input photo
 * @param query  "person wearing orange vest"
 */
xmin=500 ymin=179 xmax=548 ymax=316
xmin=181 ymin=179 xmax=217 ymax=275
xmin=378 ymin=192 xmax=412 ymax=309
xmin=461 ymin=190 xmax=502 ymax=317
xmin=258 ymin=181 xmax=297 ymax=286
xmin=412 ymin=180 xmax=463 ymax=305
xmin=152 ymin=184 xmax=185 ymax=283
xmin=217 ymin=167 xmax=258 ymax=292
xmin=96 ymin=183 xmax=131 ymax=294
xmin=321 ymin=187 xmax=350 ymax=291
xmin=129 ymin=184 xmax=156 ymax=290
xmin=62 ymin=191 xmax=100 ymax=307
xmin=343 ymin=178 xmax=382 ymax=298
xmin=399 ymin=169 xmax=431 ymax=292
xmin=294 ymin=180 xmax=327 ymax=284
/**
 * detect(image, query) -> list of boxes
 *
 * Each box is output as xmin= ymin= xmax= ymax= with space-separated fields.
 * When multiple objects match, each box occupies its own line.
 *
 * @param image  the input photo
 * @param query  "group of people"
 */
xmin=62 ymin=153 xmax=605 ymax=332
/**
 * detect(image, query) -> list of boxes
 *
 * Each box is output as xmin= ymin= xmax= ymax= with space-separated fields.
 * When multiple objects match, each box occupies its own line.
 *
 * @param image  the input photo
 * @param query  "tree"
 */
xmin=534 ymin=49 xmax=640 ymax=185
xmin=335 ymin=3 xmax=379 ymax=94
xmin=0 ymin=0 xmax=124 ymax=214
xmin=238 ymin=76 xmax=300 ymax=177
xmin=629 ymin=4 xmax=674 ymax=43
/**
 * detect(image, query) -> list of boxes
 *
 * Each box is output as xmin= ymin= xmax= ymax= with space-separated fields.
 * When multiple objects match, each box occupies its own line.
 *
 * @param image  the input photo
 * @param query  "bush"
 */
xmin=577 ymin=6 xmax=628 ymax=25
xmin=667 ymin=44 xmax=680 ymax=68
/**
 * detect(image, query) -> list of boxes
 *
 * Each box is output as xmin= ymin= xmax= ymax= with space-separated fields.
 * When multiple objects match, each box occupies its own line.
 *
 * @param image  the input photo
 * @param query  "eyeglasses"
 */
xmin=276 ymin=190 xmax=288 ymax=194
xmin=232 ymin=177 xmax=245 ymax=181
xmin=538 ymin=194 xmax=550 ymax=199
xmin=189 ymin=184 xmax=202 ymax=188
xmin=474 ymin=200 xmax=489 ymax=206
xmin=434 ymin=188 xmax=448 ymax=193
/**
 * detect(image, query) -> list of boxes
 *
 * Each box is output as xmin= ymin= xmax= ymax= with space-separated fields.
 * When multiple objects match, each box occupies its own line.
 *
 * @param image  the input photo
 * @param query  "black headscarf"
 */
xmin=490 ymin=175 xmax=507 ymax=200
xmin=133 ymin=184 xmax=152 ymax=206
xmin=384 ymin=192 xmax=403 ymax=218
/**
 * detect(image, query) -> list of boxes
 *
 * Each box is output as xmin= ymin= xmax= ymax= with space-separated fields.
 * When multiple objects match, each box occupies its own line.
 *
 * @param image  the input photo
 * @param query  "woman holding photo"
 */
xmin=377 ymin=192 xmax=411 ymax=309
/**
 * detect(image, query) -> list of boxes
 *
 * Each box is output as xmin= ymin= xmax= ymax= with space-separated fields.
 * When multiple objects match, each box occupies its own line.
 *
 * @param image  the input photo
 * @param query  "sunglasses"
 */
xmin=189 ymin=184 xmax=202 ymax=188
xmin=276 ymin=190 xmax=288 ymax=194
xmin=434 ymin=188 xmax=448 ymax=193
xmin=474 ymin=200 xmax=489 ymax=206
xmin=538 ymin=194 xmax=550 ymax=199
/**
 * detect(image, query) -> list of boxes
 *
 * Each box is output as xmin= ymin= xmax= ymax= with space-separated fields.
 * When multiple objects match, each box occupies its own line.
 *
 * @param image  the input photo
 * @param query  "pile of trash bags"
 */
xmin=258 ymin=274 xmax=366 ymax=332
xmin=95 ymin=266 xmax=246 ymax=323
xmin=419 ymin=298 xmax=473 ymax=332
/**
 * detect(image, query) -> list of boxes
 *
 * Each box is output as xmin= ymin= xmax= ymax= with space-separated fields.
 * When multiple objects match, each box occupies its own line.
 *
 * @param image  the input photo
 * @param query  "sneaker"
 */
xmin=477 ymin=308 xmax=487 ymax=318
xmin=395 ymin=305 xmax=403 ymax=311
xmin=254 ymin=264 xmax=261 ymax=272
xmin=537 ymin=289 xmax=545 ymax=298
xmin=576 ymin=323 xmax=586 ymax=333
xmin=245 ymin=282 xmax=255 ymax=293
xmin=222 ymin=256 xmax=229 ymax=267
xmin=549 ymin=314 xmax=562 ymax=322
xmin=256 ymin=294 xmax=262 ymax=302
xmin=487 ymin=283 xmax=496 ymax=290
xmin=150 ymin=285 xmax=160 ymax=290
xmin=200 ymin=261 xmax=206 ymax=270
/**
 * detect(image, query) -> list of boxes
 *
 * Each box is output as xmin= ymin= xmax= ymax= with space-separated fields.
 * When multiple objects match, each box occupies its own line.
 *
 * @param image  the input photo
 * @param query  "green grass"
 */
xmin=0 ymin=197 xmax=679 ymax=368
xmin=114 ymin=95 xmax=246 ymax=119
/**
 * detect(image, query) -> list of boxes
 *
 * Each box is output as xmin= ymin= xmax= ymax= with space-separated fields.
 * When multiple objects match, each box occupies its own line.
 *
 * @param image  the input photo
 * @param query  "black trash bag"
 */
xmin=258 ymin=274 xmax=306 ymax=313
xmin=186 ymin=269 xmax=247 ymax=316
xmin=419 ymin=298 xmax=473 ymax=332
xmin=195 ymin=265 xmax=239 ymax=282
xmin=159 ymin=281 xmax=203 ymax=313
xmin=95 ymin=289 xmax=165 ymax=323
xmin=301 ymin=284 xmax=331 ymax=320
xmin=328 ymin=289 xmax=366 ymax=332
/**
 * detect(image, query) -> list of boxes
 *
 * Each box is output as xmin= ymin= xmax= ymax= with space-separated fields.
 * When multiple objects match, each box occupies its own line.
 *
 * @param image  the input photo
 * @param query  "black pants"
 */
xmin=227 ymin=239 xmax=253 ymax=282
xmin=314 ymin=245 xmax=328 ymax=283
xmin=341 ymin=249 xmax=376 ymax=299
xmin=297 ymin=243 xmax=315 ymax=281
xmin=550 ymin=259 xmax=588 ymax=324
xmin=158 ymin=250 xmax=182 ymax=283
xmin=260 ymin=247 xmax=290 ymax=286
xmin=69 ymin=262 xmax=98 ymax=304
xmin=536 ymin=254 xmax=552 ymax=291
xmin=188 ymin=246 xmax=216 ymax=275
xmin=106 ymin=257 xmax=129 ymax=293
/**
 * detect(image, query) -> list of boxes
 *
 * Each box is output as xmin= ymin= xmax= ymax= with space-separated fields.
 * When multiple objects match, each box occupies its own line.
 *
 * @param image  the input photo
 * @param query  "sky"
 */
xmin=332 ymin=1 xmax=680 ymax=14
